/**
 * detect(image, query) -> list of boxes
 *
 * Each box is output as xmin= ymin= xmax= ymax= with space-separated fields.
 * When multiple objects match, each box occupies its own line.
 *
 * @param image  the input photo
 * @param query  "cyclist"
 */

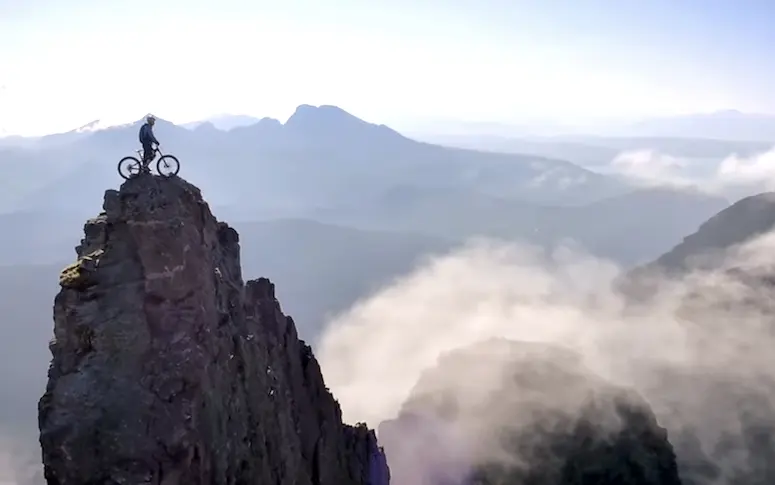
xmin=138 ymin=115 xmax=160 ymax=171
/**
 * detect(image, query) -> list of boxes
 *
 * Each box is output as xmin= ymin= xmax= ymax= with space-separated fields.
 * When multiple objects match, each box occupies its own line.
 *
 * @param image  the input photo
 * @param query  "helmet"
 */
xmin=146 ymin=114 xmax=156 ymax=123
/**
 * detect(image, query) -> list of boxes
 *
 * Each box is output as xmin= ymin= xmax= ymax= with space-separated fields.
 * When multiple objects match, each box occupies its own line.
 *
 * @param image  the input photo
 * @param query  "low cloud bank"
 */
xmin=602 ymin=147 xmax=775 ymax=196
xmin=318 ymin=232 xmax=775 ymax=483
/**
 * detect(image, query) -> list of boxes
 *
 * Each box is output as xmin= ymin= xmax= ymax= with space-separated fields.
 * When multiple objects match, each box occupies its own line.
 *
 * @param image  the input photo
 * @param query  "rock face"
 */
xmin=38 ymin=174 xmax=389 ymax=485
xmin=379 ymin=339 xmax=681 ymax=485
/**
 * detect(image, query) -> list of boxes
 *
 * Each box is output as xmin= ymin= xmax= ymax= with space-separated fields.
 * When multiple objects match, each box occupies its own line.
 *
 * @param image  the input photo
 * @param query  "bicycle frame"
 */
xmin=134 ymin=148 xmax=165 ymax=168
xmin=135 ymin=147 xmax=164 ymax=158
xmin=120 ymin=146 xmax=180 ymax=179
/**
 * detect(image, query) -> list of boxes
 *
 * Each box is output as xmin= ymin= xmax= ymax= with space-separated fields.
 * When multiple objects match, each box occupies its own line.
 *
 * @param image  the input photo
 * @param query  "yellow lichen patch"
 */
xmin=82 ymin=249 xmax=104 ymax=261
xmin=59 ymin=249 xmax=105 ymax=288
xmin=59 ymin=261 xmax=83 ymax=287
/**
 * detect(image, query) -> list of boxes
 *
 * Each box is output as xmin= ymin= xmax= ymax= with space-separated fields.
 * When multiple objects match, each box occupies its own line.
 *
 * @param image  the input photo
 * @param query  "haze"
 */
xmin=4 ymin=1 xmax=775 ymax=484
xmin=318 ymin=233 xmax=775 ymax=482
xmin=4 ymin=0 xmax=775 ymax=136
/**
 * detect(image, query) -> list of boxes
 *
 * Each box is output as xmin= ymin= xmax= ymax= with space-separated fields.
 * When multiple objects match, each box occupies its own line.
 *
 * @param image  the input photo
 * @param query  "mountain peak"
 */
xmin=67 ymin=118 xmax=138 ymax=135
xmin=257 ymin=116 xmax=282 ymax=126
xmin=285 ymin=104 xmax=366 ymax=127
xmin=193 ymin=120 xmax=217 ymax=131
xmin=74 ymin=119 xmax=103 ymax=133
xmin=284 ymin=104 xmax=406 ymax=143
xmin=40 ymin=174 xmax=389 ymax=484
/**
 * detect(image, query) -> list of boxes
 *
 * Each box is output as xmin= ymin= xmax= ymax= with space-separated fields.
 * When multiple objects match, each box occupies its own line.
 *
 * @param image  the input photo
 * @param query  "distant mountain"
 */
xmin=73 ymin=120 xmax=105 ymax=133
xmin=414 ymin=111 xmax=775 ymax=146
xmin=237 ymin=218 xmax=455 ymax=336
xmin=317 ymin=185 xmax=729 ymax=266
xmin=0 ymin=186 xmax=727 ymax=273
xmin=618 ymin=191 xmax=775 ymax=298
xmin=0 ymin=211 xmax=86 ymax=263
xmin=644 ymin=192 xmax=775 ymax=273
xmin=401 ymin=119 xmax=584 ymax=138
xmin=563 ymin=135 xmax=773 ymax=157
xmin=0 ymin=104 xmax=630 ymax=218
xmin=411 ymin=111 xmax=775 ymax=176
xmin=414 ymin=133 xmax=622 ymax=166
xmin=562 ymin=187 xmax=730 ymax=264
xmin=612 ymin=110 xmax=775 ymax=142
xmin=0 ymin=133 xmax=30 ymax=147
xmin=417 ymin=133 xmax=773 ymax=169
xmin=0 ymin=116 xmax=153 ymax=151
xmin=181 ymin=114 xmax=262 ymax=131
xmin=0 ymin=104 xmax=739 ymax=269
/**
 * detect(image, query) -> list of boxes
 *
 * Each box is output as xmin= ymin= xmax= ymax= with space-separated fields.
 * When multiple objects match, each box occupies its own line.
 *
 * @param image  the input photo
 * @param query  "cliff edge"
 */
xmin=38 ymin=174 xmax=389 ymax=485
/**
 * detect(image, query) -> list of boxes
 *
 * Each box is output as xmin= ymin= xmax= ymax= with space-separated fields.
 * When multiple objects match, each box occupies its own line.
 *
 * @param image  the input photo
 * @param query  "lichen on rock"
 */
xmin=58 ymin=248 xmax=104 ymax=289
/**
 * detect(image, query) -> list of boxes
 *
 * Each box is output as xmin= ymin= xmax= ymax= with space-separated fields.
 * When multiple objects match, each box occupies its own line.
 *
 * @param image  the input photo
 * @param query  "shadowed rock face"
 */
xmin=379 ymin=339 xmax=681 ymax=485
xmin=38 ymin=174 xmax=389 ymax=485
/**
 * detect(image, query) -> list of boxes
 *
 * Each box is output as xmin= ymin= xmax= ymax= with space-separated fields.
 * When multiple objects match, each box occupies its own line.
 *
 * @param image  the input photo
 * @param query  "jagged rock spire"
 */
xmin=39 ymin=174 xmax=389 ymax=485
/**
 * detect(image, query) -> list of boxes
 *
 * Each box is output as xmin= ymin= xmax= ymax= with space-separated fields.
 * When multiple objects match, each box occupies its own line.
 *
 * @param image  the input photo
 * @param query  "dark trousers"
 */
xmin=142 ymin=144 xmax=154 ymax=166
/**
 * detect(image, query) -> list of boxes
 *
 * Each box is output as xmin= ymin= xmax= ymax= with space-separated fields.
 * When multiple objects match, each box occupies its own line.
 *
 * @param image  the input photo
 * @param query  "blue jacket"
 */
xmin=138 ymin=123 xmax=159 ymax=146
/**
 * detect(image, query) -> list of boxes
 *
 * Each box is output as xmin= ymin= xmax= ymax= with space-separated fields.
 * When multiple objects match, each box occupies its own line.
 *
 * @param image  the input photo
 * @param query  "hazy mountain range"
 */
xmin=5 ymin=103 xmax=775 ymax=483
xmin=0 ymin=103 xmax=758 ymax=360
xmin=0 ymin=104 xmax=739 ymax=270
xmin=4 ymin=108 xmax=772 ymax=209
xmin=418 ymin=133 xmax=773 ymax=168
xmin=409 ymin=109 xmax=775 ymax=142
xmin=0 ymin=105 xmax=632 ymax=216
xmin=175 ymin=109 xmax=775 ymax=142
xmin=2 ymin=105 xmax=773 ymax=339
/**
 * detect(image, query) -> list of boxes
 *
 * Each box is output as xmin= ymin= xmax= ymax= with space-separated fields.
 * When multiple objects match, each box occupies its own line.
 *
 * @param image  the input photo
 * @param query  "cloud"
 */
xmin=318 ymin=240 xmax=625 ymax=425
xmin=716 ymin=148 xmax=775 ymax=190
xmin=528 ymin=166 xmax=590 ymax=190
xmin=601 ymin=147 xmax=775 ymax=196
xmin=608 ymin=149 xmax=692 ymax=186
xmin=0 ymin=437 xmax=41 ymax=485
xmin=317 ymin=232 xmax=775 ymax=483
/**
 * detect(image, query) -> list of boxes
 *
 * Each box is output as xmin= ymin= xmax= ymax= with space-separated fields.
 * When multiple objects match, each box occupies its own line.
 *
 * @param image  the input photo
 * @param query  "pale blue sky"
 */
xmin=2 ymin=0 xmax=775 ymax=136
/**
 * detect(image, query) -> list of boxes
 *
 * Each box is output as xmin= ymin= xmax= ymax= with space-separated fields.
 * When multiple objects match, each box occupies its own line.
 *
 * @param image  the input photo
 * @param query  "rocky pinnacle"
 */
xmin=38 ymin=174 xmax=389 ymax=485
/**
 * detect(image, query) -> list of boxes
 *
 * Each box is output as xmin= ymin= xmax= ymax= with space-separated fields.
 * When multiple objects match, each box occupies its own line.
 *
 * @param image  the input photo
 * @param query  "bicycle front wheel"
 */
xmin=118 ymin=156 xmax=142 ymax=180
xmin=156 ymin=154 xmax=180 ymax=177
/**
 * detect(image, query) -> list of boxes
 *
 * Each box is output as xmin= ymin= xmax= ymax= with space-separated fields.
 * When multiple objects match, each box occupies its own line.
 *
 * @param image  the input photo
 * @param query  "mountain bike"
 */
xmin=117 ymin=147 xmax=180 ymax=180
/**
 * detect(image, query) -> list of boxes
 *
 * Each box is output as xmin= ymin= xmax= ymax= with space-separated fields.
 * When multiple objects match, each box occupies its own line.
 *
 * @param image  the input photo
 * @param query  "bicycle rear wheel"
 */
xmin=118 ymin=157 xmax=142 ymax=180
xmin=156 ymin=154 xmax=180 ymax=177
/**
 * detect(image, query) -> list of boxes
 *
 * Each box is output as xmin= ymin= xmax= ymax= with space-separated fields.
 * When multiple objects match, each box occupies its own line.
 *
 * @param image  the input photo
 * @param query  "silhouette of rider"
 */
xmin=138 ymin=115 xmax=160 ymax=171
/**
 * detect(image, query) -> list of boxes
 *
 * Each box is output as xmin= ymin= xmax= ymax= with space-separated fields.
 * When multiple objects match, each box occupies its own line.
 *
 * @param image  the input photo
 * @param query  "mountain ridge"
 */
xmin=0 ymin=104 xmax=629 ymax=217
xmin=615 ymin=190 xmax=775 ymax=308
xmin=636 ymin=191 xmax=775 ymax=274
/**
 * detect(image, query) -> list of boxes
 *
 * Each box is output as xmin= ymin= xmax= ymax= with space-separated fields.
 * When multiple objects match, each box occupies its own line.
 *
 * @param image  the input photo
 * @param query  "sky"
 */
xmin=2 ymin=0 xmax=775 ymax=136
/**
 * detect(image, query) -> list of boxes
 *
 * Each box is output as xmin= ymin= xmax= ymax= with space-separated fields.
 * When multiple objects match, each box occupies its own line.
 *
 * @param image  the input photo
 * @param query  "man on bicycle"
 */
xmin=138 ymin=115 xmax=160 ymax=171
